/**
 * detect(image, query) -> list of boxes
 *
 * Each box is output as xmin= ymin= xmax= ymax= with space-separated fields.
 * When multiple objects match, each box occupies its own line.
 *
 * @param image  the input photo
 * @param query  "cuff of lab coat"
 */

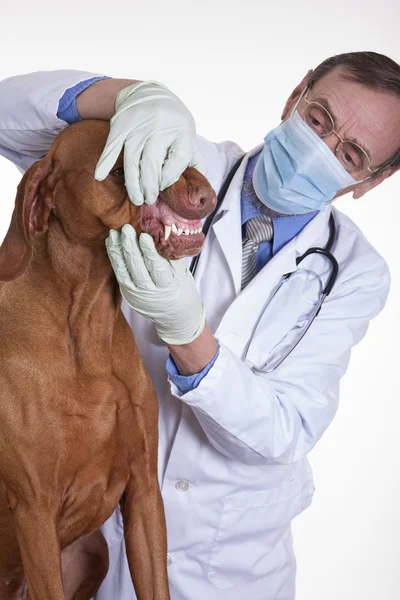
xmin=57 ymin=76 xmax=110 ymax=124
xmin=166 ymin=342 xmax=220 ymax=394
xmin=168 ymin=342 xmax=231 ymax=401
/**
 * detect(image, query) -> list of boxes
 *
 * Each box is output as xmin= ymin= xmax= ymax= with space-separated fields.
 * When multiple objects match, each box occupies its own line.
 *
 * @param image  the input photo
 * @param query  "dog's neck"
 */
xmin=26 ymin=232 xmax=121 ymax=354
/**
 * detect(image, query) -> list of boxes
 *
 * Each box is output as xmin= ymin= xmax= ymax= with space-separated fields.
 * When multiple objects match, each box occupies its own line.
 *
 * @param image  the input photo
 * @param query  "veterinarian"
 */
xmin=0 ymin=51 xmax=399 ymax=600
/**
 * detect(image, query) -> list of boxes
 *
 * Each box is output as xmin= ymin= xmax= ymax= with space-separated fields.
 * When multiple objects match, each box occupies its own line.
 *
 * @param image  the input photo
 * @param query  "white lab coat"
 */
xmin=0 ymin=71 xmax=391 ymax=600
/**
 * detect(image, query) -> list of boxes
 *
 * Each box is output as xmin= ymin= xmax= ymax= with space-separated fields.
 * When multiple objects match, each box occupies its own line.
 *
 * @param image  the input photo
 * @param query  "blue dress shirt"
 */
xmin=57 ymin=82 xmax=317 ymax=394
xmin=57 ymin=76 xmax=109 ymax=123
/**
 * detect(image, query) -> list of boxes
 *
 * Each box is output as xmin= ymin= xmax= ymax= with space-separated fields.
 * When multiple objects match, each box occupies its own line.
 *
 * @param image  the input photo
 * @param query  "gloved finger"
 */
xmin=171 ymin=257 xmax=193 ymax=285
xmin=105 ymin=229 xmax=133 ymax=288
xmin=123 ymin=136 xmax=146 ymax=206
xmin=139 ymin=136 xmax=168 ymax=205
xmin=95 ymin=128 xmax=125 ymax=182
xmin=121 ymin=224 xmax=154 ymax=289
xmin=139 ymin=233 xmax=175 ymax=288
xmin=159 ymin=135 xmax=193 ymax=191
xmin=190 ymin=147 xmax=207 ymax=177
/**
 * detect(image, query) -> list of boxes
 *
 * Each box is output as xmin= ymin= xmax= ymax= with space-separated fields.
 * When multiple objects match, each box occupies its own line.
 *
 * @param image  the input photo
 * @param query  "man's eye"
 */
xmin=111 ymin=167 xmax=125 ymax=179
xmin=337 ymin=142 xmax=364 ymax=171
xmin=305 ymin=105 xmax=330 ymax=136
xmin=343 ymin=152 xmax=356 ymax=166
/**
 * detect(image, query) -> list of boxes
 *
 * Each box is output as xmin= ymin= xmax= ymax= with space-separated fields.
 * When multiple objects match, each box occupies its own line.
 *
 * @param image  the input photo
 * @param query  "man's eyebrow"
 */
xmin=310 ymin=94 xmax=373 ymax=159
xmin=311 ymin=96 xmax=336 ymax=120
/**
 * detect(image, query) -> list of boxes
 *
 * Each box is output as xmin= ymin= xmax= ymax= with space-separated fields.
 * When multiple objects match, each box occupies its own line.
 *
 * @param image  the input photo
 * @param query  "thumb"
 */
xmin=95 ymin=130 xmax=125 ymax=181
xmin=160 ymin=136 xmax=192 ymax=191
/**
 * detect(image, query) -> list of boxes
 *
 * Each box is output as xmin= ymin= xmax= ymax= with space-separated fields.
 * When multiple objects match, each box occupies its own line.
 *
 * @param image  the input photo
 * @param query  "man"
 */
xmin=0 ymin=51 xmax=399 ymax=599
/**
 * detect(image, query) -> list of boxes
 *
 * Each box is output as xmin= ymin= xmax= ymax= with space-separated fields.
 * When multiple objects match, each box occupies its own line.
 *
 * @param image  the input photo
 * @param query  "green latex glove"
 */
xmin=106 ymin=225 xmax=206 ymax=345
xmin=95 ymin=80 xmax=206 ymax=206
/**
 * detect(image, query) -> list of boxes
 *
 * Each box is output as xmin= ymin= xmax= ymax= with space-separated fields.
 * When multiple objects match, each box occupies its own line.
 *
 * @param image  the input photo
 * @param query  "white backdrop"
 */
xmin=0 ymin=1 xmax=399 ymax=598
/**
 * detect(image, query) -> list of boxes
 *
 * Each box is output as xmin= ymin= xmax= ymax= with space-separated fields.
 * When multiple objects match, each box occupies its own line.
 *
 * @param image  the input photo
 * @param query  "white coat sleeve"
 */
xmin=0 ymin=70 xmax=102 ymax=170
xmin=168 ymin=244 xmax=390 ymax=466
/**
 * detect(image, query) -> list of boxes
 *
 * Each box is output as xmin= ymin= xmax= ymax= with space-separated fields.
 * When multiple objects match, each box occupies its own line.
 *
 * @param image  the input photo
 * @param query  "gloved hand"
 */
xmin=95 ymin=81 xmax=206 ymax=206
xmin=106 ymin=224 xmax=206 ymax=345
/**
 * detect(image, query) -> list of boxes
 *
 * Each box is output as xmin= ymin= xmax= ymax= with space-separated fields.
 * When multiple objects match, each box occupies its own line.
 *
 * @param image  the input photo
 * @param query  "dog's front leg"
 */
xmin=120 ymin=467 xmax=170 ymax=600
xmin=12 ymin=502 xmax=65 ymax=600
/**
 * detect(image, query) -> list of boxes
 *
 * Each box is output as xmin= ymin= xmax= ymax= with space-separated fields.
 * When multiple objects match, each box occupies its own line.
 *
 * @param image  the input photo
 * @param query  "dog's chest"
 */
xmin=0 ymin=366 xmax=140 ymax=541
xmin=57 ymin=379 xmax=145 ymax=545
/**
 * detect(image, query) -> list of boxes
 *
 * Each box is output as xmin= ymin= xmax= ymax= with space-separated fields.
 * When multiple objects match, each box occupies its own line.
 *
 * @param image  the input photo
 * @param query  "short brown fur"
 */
xmin=0 ymin=120 xmax=214 ymax=600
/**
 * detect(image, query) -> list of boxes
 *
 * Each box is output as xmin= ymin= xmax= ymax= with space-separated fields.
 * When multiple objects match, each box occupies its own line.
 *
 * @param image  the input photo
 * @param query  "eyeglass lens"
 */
xmin=304 ymin=103 xmax=369 ymax=173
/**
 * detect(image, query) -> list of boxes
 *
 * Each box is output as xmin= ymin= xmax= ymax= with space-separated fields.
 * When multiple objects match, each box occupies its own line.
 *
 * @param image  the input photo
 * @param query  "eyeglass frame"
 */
xmin=292 ymin=85 xmax=391 ymax=176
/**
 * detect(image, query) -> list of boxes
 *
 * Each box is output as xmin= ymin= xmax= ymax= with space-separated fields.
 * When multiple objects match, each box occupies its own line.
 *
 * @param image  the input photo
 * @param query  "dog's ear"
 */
xmin=0 ymin=157 xmax=54 ymax=282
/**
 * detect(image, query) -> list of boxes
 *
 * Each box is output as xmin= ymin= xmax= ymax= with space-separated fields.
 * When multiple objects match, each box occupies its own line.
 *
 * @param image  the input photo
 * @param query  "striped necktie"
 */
xmin=241 ymin=215 xmax=274 ymax=290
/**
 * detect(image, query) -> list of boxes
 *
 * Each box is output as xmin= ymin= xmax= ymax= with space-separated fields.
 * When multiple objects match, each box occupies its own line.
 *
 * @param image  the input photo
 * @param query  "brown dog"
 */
xmin=0 ymin=120 xmax=216 ymax=600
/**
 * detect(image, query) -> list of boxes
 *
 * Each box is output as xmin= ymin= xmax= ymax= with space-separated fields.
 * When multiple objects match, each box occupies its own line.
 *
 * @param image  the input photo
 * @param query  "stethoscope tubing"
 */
xmin=190 ymin=156 xmax=338 ymax=374
xmin=248 ymin=293 xmax=327 ymax=374
xmin=245 ymin=215 xmax=337 ymax=373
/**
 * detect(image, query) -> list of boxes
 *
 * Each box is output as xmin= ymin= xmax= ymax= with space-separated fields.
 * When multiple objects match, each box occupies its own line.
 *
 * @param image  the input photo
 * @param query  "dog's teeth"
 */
xmin=164 ymin=225 xmax=172 ymax=241
xmin=173 ymin=224 xmax=202 ymax=236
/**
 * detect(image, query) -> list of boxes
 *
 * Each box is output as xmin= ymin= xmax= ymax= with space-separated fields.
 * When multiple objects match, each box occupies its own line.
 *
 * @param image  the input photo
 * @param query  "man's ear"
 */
xmin=333 ymin=168 xmax=393 ymax=202
xmin=352 ymin=168 xmax=393 ymax=199
xmin=281 ymin=69 xmax=313 ymax=121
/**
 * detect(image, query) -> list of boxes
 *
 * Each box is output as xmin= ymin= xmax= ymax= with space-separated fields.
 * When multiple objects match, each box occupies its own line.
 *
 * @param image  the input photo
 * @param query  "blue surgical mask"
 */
xmin=252 ymin=111 xmax=357 ymax=215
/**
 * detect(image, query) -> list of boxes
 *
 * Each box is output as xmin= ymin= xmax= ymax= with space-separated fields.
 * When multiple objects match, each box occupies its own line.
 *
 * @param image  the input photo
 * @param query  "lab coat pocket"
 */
xmin=207 ymin=475 xmax=314 ymax=589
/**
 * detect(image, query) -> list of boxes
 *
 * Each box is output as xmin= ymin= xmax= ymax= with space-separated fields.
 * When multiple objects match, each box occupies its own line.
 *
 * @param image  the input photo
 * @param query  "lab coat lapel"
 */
xmin=211 ymin=200 xmax=243 ymax=294
xmin=194 ymin=148 xmax=260 ymax=294
xmin=294 ymin=205 xmax=332 ymax=257
xmin=215 ymin=237 xmax=297 ymax=354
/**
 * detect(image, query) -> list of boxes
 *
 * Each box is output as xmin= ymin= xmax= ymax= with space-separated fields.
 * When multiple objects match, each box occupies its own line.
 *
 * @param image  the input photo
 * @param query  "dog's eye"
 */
xmin=110 ymin=167 xmax=125 ymax=179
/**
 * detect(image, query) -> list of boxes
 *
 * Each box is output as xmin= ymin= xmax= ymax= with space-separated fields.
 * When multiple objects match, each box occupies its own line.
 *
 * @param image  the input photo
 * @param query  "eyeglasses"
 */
xmin=297 ymin=87 xmax=383 ymax=175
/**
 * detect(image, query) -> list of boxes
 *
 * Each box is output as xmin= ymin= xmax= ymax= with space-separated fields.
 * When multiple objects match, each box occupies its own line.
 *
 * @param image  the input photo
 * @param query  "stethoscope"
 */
xmin=190 ymin=156 xmax=339 ymax=374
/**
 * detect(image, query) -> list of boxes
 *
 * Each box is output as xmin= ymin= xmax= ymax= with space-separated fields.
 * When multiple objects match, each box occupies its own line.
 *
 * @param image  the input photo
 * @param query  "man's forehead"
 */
xmin=310 ymin=68 xmax=400 ymax=166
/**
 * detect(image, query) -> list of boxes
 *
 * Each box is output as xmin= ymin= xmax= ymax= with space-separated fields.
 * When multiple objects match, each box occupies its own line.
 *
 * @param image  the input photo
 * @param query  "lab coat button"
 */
xmin=167 ymin=555 xmax=172 ymax=567
xmin=175 ymin=480 xmax=189 ymax=492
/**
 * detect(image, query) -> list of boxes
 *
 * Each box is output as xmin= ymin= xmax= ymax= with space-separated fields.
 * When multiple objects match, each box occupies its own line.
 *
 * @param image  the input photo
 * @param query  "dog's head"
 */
xmin=0 ymin=120 xmax=217 ymax=282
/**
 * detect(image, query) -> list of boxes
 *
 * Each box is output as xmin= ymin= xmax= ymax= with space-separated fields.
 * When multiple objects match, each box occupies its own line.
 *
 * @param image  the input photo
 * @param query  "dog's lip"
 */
xmin=140 ymin=197 xmax=203 ymax=227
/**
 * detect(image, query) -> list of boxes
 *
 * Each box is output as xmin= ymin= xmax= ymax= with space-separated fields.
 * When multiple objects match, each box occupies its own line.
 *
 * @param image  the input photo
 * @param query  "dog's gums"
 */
xmin=139 ymin=197 xmax=204 ymax=259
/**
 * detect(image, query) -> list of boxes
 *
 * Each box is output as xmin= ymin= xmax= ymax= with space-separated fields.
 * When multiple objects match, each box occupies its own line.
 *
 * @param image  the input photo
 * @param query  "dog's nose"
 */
xmin=188 ymin=185 xmax=217 ymax=215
